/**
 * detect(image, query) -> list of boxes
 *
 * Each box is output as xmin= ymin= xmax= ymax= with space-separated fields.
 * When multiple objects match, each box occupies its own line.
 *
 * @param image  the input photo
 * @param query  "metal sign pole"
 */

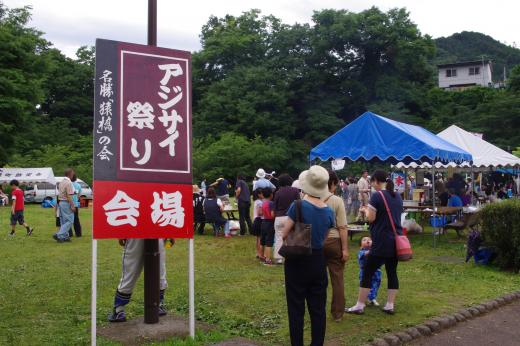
xmin=144 ymin=0 xmax=160 ymax=324
xmin=91 ymin=239 xmax=98 ymax=345
xmin=189 ymin=238 xmax=195 ymax=338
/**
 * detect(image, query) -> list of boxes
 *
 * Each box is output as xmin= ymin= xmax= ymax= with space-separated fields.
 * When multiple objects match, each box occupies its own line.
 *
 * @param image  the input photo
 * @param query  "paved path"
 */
xmin=409 ymin=300 xmax=520 ymax=346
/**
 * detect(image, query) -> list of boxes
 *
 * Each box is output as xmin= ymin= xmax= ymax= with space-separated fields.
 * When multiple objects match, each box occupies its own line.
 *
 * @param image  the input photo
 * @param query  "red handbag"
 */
xmin=378 ymin=191 xmax=413 ymax=261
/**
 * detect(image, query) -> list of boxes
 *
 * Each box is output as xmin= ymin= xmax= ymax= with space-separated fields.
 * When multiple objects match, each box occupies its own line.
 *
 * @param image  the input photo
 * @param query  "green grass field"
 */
xmin=0 ymin=205 xmax=519 ymax=345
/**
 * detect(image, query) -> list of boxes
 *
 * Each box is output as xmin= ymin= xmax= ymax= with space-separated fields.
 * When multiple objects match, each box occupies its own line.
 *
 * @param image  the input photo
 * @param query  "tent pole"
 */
xmin=404 ymin=170 xmax=408 ymax=200
xmin=470 ymin=166 xmax=475 ymax=205
xmin=432 ymin=164 xmax=437 ymax=248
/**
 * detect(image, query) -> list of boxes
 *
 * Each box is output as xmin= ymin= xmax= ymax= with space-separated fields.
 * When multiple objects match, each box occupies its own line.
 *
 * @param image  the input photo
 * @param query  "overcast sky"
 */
xmin=4 ymin=0 xmax=518 ymax=58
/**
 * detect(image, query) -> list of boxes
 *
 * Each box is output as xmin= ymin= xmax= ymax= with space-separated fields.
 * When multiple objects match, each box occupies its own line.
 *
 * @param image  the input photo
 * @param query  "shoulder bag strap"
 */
xmin=378 ymin=190 xmax=398 ymax=236
xmin=323 ymin=193 xmax=333 ymax=203
xmin=295 ymin=199 xmax=303 ymax=223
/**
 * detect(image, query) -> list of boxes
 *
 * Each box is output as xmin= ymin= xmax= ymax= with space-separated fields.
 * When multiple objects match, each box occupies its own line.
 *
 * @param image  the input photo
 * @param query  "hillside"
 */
xmin=434 ymin=31 xmax=520 ymax=81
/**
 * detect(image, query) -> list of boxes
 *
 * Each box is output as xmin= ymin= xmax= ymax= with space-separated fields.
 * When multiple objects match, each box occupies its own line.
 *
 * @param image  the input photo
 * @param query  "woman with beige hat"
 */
xmin=281 ymin=165 xmax=335 ymax=346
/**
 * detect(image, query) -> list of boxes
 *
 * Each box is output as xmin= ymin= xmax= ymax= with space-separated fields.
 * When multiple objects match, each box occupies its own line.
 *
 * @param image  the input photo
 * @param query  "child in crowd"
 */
xmin=252 ymin=189 xmax=264 ymax=260
xmin=260 ymin=188 xmax=275 ymax=266
xmin=357 ymin=237 xmax=381 ymax=306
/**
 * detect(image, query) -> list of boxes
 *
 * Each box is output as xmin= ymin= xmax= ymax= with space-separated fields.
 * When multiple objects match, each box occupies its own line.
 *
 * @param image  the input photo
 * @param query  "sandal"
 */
xmin=382 ymin=308 xmax=395 ymax=315
xmin=345 ymin=307 xmax=364 ymax=315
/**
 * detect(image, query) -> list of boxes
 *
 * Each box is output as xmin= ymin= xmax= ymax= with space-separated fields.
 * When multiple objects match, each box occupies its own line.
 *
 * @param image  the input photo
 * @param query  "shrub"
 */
xmin=481 ymin=199 xmax=520 ymax=271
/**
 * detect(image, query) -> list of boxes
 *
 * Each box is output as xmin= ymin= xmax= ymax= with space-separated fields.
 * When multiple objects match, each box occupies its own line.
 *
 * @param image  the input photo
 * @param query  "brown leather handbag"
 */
xmin=279 ymin=200 xmax=312 ymax=259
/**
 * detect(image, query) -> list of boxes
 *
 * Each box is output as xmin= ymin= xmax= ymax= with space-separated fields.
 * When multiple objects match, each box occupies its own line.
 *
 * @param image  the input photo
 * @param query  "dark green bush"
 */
xmin=481 ymin=199 xmax=520 ymax=271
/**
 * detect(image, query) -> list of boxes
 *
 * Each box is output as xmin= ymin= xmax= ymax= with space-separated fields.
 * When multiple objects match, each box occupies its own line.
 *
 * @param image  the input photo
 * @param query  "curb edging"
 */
xmin=364 ymin=289 xmax=520 ymax=346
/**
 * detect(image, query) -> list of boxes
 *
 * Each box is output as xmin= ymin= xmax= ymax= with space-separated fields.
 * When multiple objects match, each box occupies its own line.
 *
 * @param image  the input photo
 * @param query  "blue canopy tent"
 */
xmin=310 ymin=111 xmax=473 ymax=247
xmin=310 ymin=111 xmax=472 ymax=165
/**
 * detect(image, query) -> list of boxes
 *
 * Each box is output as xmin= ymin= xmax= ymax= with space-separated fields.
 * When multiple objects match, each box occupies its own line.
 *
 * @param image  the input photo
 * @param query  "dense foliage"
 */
xmin=1 ymin=3 xmax=519 ymax=185
xmin=481 ymin=199 xmax=520 ymax=272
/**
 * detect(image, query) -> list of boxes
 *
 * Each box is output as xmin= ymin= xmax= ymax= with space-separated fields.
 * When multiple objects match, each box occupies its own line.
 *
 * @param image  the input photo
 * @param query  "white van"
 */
xmin=24 ymin=177 xmax=93 ymax=203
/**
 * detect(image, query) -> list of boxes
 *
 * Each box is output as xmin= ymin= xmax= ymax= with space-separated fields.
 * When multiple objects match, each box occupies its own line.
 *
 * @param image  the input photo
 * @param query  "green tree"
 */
xmin=194 ymin=65 xmax=296 ymax=139
xmin=508 ymin=64 xmax=520 ymax=92
xmin=40 ymin=46 xmax=94 ymax=134
xmin=193 ymin=133 xmax=294 ymax=182
xmin=0 ymin=3 xmax=49 ymax=164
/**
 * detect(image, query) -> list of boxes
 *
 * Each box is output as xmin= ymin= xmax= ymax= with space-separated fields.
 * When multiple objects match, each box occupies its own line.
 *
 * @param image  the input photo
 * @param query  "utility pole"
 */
xmin=144 ymin=0 xmax=160 ymax=325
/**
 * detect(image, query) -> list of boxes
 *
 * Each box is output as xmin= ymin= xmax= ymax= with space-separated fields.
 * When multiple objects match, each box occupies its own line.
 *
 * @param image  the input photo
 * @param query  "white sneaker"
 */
xmin=369 ymin=299 xmax=380 ymax=307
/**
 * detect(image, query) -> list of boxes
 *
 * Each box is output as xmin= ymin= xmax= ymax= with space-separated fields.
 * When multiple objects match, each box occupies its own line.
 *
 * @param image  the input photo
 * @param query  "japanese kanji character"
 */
xmin=158 ymin=63 xmax=183 ymax=86
xmin=100 ymin=101 xmax=113 ymax=117
xmin=151 ymin=191 xmax=184 ymax=227
xmin=99 ymin=71 xmax=114 ymax=98
xmin=131 ymin=138 xmax=151 ymax=165
xmin=97 ymin=146 xmax=113 ymax=161
xmin=103 ymin=190 xmax=140 ymax=227
xmin=99 ymin=70 xmax=112 ymax=83
xmin=97 ymin=116 xmax=113 ymax=133
xmin=127 ymin=102 xmax=155 ymax=130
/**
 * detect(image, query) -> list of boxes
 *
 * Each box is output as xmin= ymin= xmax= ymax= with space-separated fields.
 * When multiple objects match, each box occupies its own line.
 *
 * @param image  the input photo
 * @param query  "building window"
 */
xmin=446 ymin=68 xmax=457 ymax=77
xmin=469 ymin=67 xmax=480 ymax=75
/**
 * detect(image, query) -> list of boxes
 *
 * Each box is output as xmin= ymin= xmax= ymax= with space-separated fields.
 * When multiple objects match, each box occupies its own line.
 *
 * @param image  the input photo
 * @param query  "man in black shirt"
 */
xmin=235 ymin=174 xmax=252 ymax=235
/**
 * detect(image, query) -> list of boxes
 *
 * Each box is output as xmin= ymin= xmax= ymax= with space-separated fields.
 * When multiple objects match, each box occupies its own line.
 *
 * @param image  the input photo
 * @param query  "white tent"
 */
xmin=438 ymin=125 xmax=520 ymax=168
xmin=395 ymin=125 xmax=520 ymax=170
xmin=0 ymin=167 xmax=56 ymax=184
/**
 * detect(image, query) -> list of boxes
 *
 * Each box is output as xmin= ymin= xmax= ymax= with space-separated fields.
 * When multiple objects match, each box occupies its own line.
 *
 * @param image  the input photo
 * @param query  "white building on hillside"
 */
xmin=437 ymin=60 xmax=492 ymax=89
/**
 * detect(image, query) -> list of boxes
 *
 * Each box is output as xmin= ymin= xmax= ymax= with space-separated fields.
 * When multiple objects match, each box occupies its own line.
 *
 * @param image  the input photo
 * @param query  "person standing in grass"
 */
xmin=53 ymin=168 xmax=76 ymax=243
xmin=252 ymin=189 xmax=264 ymax=260
xmin=70 ymin=174 xmax=82 ymax=237
xmin=272 ymin=174 xmax=300 ymax=265
xmin=347 ymin=170 xmax=402 ymax=315
xmin=323 ymin=170 xmax=349 ymax=322
xmin=235 ymin=174 xmax=253 ymax=236
xmin=357 ymin=170 xmax=370 ymax=221
xmin=348 ymin=177 xmax=359 ymax=217
xmin=281 ymin=166 xmax=335 ymax=346
xmin=260 ymin=188 xmax=275 ymax=265
xmin=8 ymin=180 xmax=34 ymax=236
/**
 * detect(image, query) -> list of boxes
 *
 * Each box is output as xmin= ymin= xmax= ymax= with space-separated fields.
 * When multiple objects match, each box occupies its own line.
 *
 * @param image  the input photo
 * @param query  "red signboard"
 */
xmin=93 ymin=181 xmax=193 ymax=239
xmin=93 ymin=39 xmax=193 ymax=239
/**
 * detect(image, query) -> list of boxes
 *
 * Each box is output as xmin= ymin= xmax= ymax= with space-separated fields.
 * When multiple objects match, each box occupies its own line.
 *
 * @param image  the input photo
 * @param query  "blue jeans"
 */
xmin=57 ymin=201 xmax=74 ymax=240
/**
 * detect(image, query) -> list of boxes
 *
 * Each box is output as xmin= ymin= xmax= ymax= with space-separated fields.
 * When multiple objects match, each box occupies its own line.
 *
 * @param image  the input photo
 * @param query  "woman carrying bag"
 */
xmin=347 ymin=170 xmax=404 ymax=315
xmin=281 ymin=166 xmax=335 ymax=346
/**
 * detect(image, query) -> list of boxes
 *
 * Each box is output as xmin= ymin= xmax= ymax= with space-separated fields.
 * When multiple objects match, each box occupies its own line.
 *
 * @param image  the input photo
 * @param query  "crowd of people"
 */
xmin=4 ymin=164 xmax=517 ymax=344
xmin=193 ymin=167 xmax=404 ymax=345
xmin=0 ymin=168 xmax=83 ymax=241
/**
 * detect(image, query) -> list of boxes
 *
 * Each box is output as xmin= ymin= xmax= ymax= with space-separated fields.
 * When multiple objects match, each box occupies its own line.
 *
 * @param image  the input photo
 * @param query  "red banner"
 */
xmin=93 ymin=181 xmax=193 ymax=239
